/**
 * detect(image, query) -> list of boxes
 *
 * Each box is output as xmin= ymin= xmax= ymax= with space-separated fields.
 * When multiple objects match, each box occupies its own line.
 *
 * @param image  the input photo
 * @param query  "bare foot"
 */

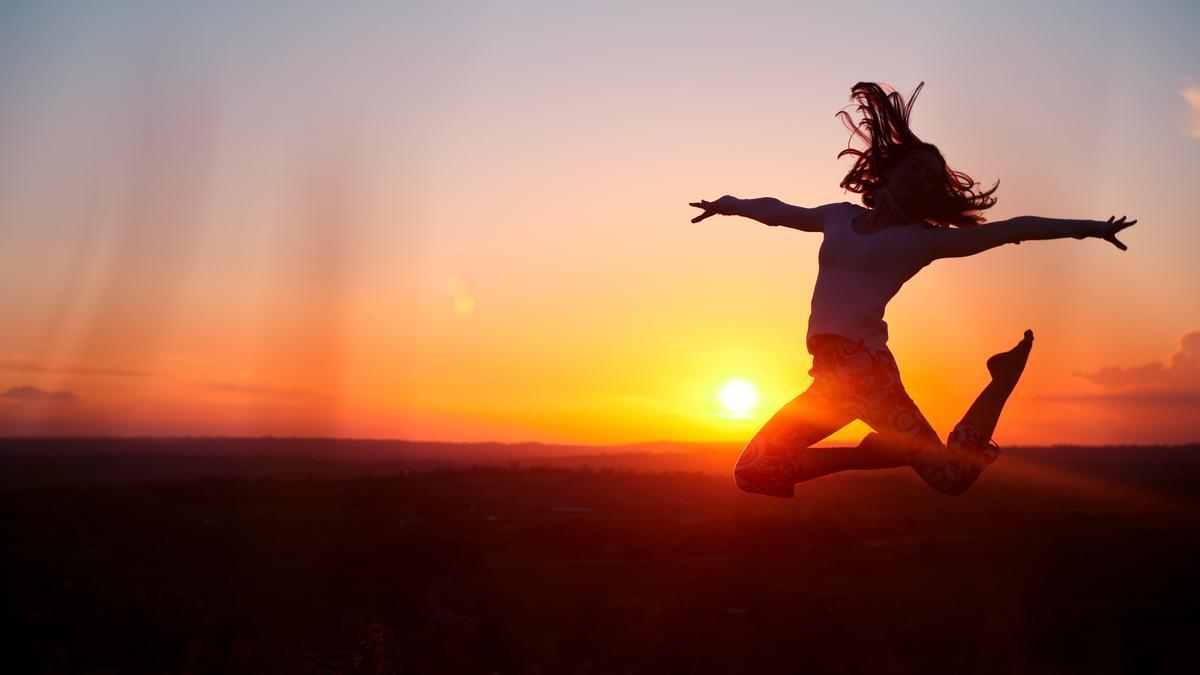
xmin=986 ymin=329 xmax=1034 ymax=387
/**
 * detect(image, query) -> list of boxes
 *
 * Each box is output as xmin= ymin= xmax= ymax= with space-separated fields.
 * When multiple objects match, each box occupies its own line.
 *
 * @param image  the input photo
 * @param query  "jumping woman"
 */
xmin=689 ymin=81 xmax=1136 ymax=498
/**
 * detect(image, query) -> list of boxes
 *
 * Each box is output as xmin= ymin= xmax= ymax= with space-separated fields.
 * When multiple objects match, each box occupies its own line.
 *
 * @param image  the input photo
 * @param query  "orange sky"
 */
xmin=1 ymin=3 xmax=1199 ymax=446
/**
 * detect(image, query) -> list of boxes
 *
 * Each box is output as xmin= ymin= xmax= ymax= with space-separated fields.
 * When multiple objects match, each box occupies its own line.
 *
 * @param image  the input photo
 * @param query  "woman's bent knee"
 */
xmin=732 ymin=439 xmax=797 ymax=498
xmin=732 ymin=464 xmax=796 ymax=498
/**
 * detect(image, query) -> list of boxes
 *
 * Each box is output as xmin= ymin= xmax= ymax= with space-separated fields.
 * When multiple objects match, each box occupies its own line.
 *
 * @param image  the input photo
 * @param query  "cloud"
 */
xmin=1 ymin=385 xmax=79 ymax=402
xmin=1185 ymin=83 xmax=1200 ymax=139
xmin=1038 ymin=390 xmax=1200 ymax=406
xmin=1040 ymin=331 xmax=1200 ymax=405
xmin=201 ymin=381 xmax=329 ymax=401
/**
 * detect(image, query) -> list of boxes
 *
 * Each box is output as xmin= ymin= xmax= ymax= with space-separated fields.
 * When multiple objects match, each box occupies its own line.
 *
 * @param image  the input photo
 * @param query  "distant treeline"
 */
xmin=0 ymin=436 xmax=1197 ymax=486
xmin=0 ymin=435 xmax=739 ymax=459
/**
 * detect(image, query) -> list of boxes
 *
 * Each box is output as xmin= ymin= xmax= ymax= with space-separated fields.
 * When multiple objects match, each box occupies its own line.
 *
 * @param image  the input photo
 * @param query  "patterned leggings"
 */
xmin=733 ymin=334 xmax=997 ymax=498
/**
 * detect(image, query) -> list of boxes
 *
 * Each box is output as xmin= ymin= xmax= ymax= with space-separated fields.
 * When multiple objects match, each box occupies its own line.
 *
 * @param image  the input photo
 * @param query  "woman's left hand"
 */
xmin=1098 ymin=215 xmax=1136 ymax=250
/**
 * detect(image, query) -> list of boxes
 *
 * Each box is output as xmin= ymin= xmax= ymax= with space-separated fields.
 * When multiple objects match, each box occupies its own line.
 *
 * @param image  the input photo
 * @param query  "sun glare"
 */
xmin=718 ymin=379 xmax=759 ymax=418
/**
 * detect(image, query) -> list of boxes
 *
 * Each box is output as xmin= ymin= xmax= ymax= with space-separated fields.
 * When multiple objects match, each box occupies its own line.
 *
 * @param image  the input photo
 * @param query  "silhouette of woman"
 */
xmin=689 ymin=81 xmax=1136 ymax=498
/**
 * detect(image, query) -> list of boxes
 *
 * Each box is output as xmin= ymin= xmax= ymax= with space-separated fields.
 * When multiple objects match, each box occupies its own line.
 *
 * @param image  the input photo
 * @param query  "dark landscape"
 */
xmin=3 ymin=437 xmax=1198 ymax=674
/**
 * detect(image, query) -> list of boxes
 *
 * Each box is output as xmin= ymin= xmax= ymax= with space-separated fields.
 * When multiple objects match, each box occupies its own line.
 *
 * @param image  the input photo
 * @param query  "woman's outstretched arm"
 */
xmin=689 ymin=195 xmax=839 ymax=232
xmin=924 ymin=214 xmax=1137 ymax=260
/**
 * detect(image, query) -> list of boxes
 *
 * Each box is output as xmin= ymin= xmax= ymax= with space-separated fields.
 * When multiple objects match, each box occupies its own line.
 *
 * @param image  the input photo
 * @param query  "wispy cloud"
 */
xmin=1039 ymin=390 xmax=1200 ymax=406
xmin=0 ymin=358 xmax=153 ymax=378
xmin=201 ymin=381 xmax=329 ymax=401
xmin=1073 ymin=330 xmax=1199 ymax=389
xmin=1184 ymin=83 xmax=1200 ymax=139
xmin=1039 ymin=331 xmax=1200 ymax=405
xmin=1 ymin=385 xmax=79 ymax=402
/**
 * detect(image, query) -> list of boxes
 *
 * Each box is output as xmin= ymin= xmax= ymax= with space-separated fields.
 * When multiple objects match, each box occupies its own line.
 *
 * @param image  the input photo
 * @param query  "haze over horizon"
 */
xmin=2 ymin=1 xmax=1199 ymax=447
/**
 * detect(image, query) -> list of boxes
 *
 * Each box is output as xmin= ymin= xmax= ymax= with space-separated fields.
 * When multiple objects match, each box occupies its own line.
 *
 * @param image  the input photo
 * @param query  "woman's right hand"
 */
xmin=689 ymin=195 xmax=740 ymax=223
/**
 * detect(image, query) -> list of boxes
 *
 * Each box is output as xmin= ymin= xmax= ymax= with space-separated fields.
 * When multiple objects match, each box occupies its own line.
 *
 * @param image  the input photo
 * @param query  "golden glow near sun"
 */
xmin=449 ymin=278 xmax=475 ymax=315
xmin=718 ymin=379 xmax=759 ymax=419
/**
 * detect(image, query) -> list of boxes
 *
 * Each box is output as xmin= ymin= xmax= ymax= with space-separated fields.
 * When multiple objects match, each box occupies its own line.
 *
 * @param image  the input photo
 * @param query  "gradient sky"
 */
xmin=1 ymin=0 xmax=1198 ymax=446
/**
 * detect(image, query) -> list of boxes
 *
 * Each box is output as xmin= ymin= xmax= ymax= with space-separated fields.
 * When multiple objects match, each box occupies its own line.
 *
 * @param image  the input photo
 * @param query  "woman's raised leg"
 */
xmin=859 ymin=332 xmax=1034 ymax=495
xmin=856 ymin=349 xmax=990 ymax=496
xmin=947 ymin=330 xmax=1034 ymax=460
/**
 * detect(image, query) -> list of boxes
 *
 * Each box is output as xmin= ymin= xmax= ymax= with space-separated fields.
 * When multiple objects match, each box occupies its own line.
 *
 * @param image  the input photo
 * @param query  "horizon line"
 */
xmin=1 ymin=434 xmax=1198 ymax=450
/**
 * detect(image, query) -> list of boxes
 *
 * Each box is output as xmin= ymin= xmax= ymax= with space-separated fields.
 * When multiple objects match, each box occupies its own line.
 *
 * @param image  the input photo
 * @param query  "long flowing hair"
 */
xmin=835 ymin=81 xmax=998 ymax=228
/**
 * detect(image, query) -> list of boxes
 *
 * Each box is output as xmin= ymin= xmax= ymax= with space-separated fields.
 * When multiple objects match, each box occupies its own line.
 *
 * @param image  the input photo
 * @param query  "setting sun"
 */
xmin=718 ymin=379 xmax=759 ymax=419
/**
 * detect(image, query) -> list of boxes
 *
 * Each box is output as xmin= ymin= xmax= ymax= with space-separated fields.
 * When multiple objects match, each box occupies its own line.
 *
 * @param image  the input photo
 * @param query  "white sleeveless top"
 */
xmin=806 ymin=202 xmax=937 ymax=353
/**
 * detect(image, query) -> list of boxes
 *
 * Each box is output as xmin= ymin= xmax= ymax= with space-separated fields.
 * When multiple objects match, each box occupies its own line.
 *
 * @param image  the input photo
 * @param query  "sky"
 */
xmin=1 ymin=0 xmax=1198 ymax=446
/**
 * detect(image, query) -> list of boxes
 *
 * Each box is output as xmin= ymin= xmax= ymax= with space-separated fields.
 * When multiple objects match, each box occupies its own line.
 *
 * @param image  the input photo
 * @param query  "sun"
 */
xmin=718 ymin=378 xmax=759 ymax=418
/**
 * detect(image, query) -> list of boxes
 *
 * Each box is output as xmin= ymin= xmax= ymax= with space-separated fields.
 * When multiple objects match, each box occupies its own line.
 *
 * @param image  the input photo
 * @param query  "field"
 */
xmin=3 ymin=438 xmax=1198 ymax=674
